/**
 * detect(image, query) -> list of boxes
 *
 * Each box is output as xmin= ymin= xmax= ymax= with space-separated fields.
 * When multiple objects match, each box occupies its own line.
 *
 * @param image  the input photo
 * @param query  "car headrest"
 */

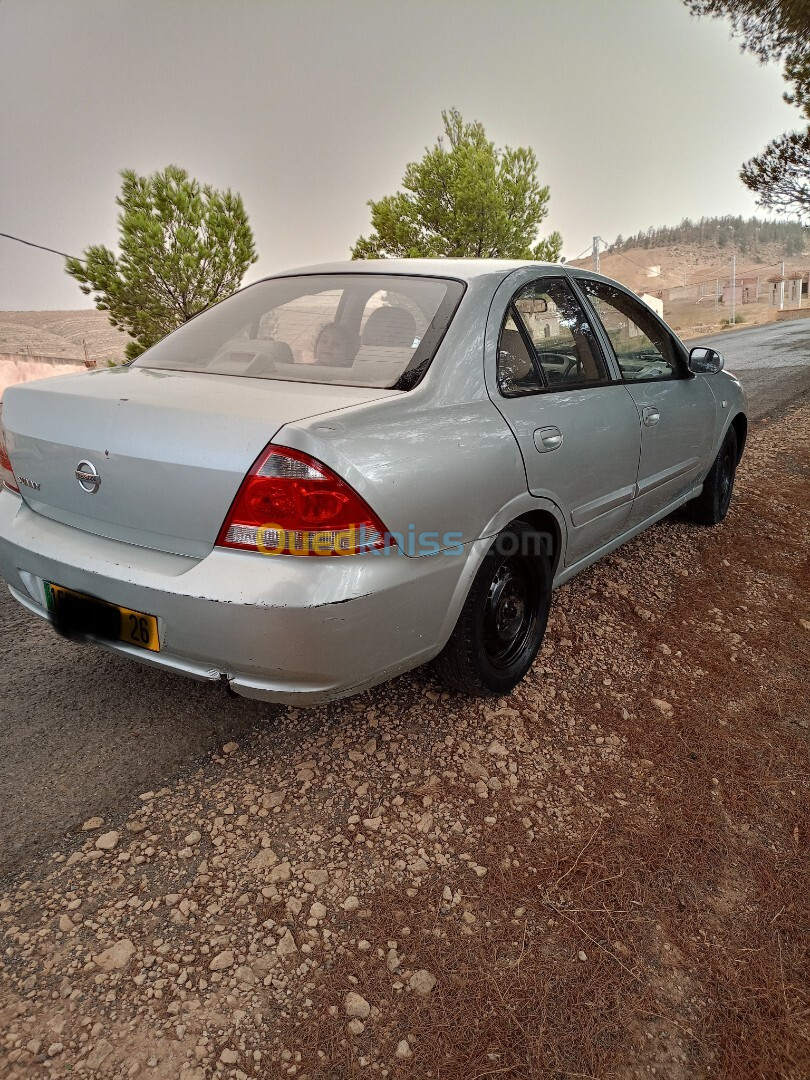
xmin=245 ymin=340 xmax=294 ymax=376
xmin=361 ymin=306 xmax=417 ymax=348
xmin=499 ymin=328 xmax=534 ymax=382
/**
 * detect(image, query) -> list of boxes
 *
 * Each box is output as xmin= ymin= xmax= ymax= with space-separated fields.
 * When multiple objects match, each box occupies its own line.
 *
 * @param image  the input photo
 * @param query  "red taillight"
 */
xmin=0 ymin=404 xmax=19 ymax=493
xmin=216 ymin=445 xmax=389 ymax=556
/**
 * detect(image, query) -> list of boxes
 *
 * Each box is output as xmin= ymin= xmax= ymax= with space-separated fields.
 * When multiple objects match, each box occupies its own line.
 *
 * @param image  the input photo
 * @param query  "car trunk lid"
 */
xmin=2 ymin=366 xmax=398 ymax=557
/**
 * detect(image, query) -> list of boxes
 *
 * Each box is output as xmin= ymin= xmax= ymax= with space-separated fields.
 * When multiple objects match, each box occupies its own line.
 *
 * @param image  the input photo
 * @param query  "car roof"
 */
xmin=260 ymin=258 xmax=562 ymax=285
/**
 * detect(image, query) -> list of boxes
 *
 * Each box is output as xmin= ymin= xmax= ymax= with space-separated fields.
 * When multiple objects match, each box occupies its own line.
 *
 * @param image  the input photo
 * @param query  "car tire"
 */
xmin=435 ymin=521 xmax=552 ymax=696
xmin=687 ymin=426 xmax=738 ymax=526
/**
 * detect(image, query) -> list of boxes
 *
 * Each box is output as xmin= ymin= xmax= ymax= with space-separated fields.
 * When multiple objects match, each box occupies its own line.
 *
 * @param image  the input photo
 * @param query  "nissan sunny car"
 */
xmin=0 ymin=260 xmax=746 ymax=702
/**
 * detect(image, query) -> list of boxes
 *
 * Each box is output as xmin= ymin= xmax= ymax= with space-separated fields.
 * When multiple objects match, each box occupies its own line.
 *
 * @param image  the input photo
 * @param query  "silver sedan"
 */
xmin=0 ymin=260 xmax=746 ymax=702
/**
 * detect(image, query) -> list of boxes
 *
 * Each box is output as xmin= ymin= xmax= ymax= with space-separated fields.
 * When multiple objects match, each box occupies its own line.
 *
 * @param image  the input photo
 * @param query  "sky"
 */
xmin=0 ymin=0 xmax=802 ymax=310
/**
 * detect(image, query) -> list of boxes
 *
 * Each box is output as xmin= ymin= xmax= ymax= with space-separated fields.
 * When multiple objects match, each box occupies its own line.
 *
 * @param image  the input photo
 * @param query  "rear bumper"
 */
xmin=0 ymin=490 xmax=475 ymax=703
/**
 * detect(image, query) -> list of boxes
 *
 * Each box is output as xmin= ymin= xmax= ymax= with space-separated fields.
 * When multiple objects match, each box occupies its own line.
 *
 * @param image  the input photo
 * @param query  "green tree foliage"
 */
xmin=66 ymin=166 xmax=258 ymax=360
xmin=352 ymin=108 xmax=562 ymax=262
xmin=684 ymin=1 xmax=808 ymax=66
xmin=684 ymin=1 xmax=810 ymax=220
xmin=740 ymin=131 xmax=810 ymax=220
xmin=783 ymin=52 xmax=810 ymax=120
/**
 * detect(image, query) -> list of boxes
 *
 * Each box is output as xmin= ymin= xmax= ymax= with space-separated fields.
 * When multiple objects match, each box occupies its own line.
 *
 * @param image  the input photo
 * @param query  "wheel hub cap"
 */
xmin=488 ymin=568 xmax=528 ymax=646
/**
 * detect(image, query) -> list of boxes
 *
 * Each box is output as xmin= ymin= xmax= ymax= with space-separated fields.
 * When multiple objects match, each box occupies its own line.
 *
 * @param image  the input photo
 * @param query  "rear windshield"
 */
xmin=133 ymin=273 xmax=465 ymax=389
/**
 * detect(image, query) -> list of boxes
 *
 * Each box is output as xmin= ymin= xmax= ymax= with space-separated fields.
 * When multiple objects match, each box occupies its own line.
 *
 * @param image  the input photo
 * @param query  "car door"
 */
xmin=573 ymin=275 xmax=717 ymax=529
xmin=486 ymin=273 xmax=642 ymax=567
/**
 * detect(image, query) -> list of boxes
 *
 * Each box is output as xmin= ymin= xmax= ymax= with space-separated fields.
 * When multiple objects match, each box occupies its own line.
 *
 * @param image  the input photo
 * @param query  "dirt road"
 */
xmin=692 ymin=316 xmax=810 ymax=420
xmin=0 ymin=379 xmax=807 ymax=1076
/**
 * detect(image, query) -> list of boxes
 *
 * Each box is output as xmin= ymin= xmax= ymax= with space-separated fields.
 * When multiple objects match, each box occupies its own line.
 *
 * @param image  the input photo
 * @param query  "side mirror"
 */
xmin=688 ymin=346 xmax=724 ymax=374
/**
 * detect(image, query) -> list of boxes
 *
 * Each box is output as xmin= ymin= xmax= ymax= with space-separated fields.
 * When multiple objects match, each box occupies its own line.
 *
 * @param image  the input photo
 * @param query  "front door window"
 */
xmin=579 ymin=280 xmax=680 ymax=381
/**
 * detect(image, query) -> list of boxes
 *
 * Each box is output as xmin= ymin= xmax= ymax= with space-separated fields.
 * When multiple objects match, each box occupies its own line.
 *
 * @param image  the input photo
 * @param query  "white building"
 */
xmin=638 ymin=293 xmax=664 ymax=319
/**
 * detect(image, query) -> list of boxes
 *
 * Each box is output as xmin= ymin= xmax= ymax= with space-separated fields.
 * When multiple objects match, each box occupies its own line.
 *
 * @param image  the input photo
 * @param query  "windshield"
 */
xmin=133 ymin=273 xmax=465 ymax=389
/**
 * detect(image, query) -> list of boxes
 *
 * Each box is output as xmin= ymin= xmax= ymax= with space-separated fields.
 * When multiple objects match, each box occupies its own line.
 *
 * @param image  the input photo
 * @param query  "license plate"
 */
xmin=44 ymin=583 xmax=160 ymax=652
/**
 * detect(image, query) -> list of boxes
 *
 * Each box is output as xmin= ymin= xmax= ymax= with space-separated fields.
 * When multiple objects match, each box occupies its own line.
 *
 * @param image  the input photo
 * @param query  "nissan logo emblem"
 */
xmin=76 ymin=460 xmax=101 ymax=494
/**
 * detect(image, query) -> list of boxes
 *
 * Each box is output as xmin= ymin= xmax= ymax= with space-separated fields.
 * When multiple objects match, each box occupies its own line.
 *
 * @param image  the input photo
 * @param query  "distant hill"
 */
xmin=570 ymin=217 xmax=808 ymax=295
xmin=608 ymin=216 xmax=806 ymax=258
xmin=0 ymin=310 xmax=130 ymax=362
xmin=570 ymin=217 xmax=809 ymax=337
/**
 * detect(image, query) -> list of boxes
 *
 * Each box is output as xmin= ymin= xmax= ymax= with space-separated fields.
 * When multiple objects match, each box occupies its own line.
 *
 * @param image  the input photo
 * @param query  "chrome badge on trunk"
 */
xmin=75 ymin=460 xmax=101 ymax=494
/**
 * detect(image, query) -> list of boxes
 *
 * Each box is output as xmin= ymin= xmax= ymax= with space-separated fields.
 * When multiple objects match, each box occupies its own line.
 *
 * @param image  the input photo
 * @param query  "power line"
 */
xmin=568 ymin=243 xmax=594 ymax=263
xmin=0 ymin=231 xmax=81 ymax=261
xmin=615 ymin=249 xmax=666 ymax=276
xmin=614 ymin=248 xmax=707 ymax=289
xmin=568 ymin=237 xmax=611 ymax=266
xmin=661 ymin=260 xmax=784 ymax=292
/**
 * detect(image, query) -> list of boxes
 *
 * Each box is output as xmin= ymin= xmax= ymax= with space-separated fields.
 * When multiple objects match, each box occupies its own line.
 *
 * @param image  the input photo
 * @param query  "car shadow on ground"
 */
xmin=0 ymin=601 xmax=270 ymax=876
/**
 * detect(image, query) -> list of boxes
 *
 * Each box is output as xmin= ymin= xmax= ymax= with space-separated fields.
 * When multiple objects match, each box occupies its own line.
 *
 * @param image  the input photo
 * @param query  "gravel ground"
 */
xmin=0 ymin=399 xmax=807 ymax=1078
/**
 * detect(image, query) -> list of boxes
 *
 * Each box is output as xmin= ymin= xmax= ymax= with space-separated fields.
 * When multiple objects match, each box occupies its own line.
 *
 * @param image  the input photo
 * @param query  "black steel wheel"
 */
xmin=687 ymin=426 xmax=738 ymax=526
xmin=436 ymin=521 xmax=551 ymax=695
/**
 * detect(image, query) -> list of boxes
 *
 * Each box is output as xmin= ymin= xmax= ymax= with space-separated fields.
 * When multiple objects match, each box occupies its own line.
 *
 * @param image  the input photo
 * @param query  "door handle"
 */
xmin=642 ymin=406 xmax=660 ymax=427
xmin=534 ymin=426 xmax=563 ymax=452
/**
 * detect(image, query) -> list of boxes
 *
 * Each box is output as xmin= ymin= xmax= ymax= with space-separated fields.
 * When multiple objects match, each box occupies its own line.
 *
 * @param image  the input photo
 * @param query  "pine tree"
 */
xmin=352 ymin=109 xmax=562 ymax=262
xmin=66 ymin=166 xmax=258 ymax=360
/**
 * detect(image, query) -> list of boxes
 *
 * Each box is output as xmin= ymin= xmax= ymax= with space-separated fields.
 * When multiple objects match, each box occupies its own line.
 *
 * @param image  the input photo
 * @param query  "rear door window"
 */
xmin=497 ymin=311 xmax=542 ymax=395
xmin=497 ymin=277 xmax=610 ymax=394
